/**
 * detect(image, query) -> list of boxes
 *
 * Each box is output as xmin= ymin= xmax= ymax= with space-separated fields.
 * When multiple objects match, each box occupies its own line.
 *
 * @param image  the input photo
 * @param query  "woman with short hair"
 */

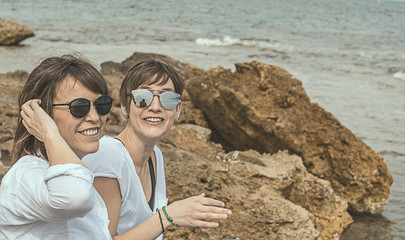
xmin=84 ymin=60 xmax=231 ymax=240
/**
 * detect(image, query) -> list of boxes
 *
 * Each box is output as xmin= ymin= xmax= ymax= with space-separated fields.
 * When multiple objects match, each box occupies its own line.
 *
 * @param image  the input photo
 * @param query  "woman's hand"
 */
xmin=21 ymin=99 xmax=59 ymax=142
xmin=164 ymin=193 xmax=232 ymax=228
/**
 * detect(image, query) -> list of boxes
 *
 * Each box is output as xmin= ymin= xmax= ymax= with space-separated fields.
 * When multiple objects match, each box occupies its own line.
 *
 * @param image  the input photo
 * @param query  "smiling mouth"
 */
xmin=144 ymin=117 xmax=164 ymax=123
xmin=79 ymin=128 xmax=99 ymax=136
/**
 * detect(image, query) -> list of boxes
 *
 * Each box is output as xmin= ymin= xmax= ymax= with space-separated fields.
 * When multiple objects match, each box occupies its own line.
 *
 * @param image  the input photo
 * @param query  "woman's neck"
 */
xmin=116 ymin=126 xmax=157 ymax=171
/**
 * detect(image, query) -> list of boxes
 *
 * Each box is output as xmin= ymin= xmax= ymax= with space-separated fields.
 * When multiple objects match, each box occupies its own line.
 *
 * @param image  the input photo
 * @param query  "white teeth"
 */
xmin=80 ymin=129 xmax=98 ymax=136
xmin=146 ymin=117 xmax=163 ymax=122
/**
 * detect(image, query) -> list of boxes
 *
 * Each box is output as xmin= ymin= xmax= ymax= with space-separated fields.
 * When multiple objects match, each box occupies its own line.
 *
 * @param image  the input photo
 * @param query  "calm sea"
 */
xmin=1 ymin=0 xmax=404 ymax=238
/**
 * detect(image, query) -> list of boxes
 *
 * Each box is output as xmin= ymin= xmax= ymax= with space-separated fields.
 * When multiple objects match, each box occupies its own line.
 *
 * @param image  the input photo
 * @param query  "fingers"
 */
xmin=22 ymin=99 xmax=41 ymax=111
xmin=21 ymin=99 xmax=42 ymax=121
xmin=195 ymin=194 xmax=226 ymax=208
xmin=193 ymin=194 xmax=231 ymax=215
xmin=192 ymin=219 xmax=220 ymax=228
xmin=191 ymin=195 xmax=232 ymax=224
xmin=167 ymin=194 xmax=232 ymax=228
xmin=20 ymin=99 xmax=47 ymax=142
xmin=199 ymin=214 xmax=228 ymax=223
xmin=200 ymin=205 xmax=232 ymax=216
xmin=21 ymin=102 xmax=34 ymax=118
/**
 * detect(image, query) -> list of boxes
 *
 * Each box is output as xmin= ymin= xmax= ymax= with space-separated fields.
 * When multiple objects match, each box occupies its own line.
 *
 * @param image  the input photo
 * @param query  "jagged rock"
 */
xmin=0 ymin=53 xmax=388 ymax=239
xmin=158 ymin=124 xmax=351 ymax=239
xmin=0 ymin=70 xmax=28 ymax=164
xmin=285 ymin=174 xmax=352 ymax=239
xmin=0 ymin=19 xmax=35 ymax=45
xmin=185 ymin=61 xmax=393 ymax=214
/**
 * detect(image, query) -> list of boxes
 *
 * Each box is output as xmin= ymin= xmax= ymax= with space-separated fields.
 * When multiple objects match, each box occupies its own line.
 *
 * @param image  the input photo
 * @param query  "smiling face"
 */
xmin=123 ymin=78 xmax=181 ymax=143
xmin=52 ymin=76 xmax=106 ymax=159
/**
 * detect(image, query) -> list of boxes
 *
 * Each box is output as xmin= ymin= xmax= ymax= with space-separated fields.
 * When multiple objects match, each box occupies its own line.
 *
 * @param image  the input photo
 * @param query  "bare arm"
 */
xmin=112 ymin=193 xmax=232 ymax=240
xmin=93 ymin=177 xmax=122 ymax=236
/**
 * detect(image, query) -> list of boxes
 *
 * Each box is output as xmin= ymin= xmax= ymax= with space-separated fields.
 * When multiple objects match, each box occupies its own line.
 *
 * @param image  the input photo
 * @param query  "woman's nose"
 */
xmin=84 ymin=102 xmax=100 ymax=121
xmin=148 ymin=95 xmax=163 ymax=111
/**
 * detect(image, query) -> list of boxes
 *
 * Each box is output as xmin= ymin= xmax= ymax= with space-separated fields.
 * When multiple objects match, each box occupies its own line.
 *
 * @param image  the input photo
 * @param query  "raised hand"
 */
xmin=20 ymin=99 xmax=59 ymax=142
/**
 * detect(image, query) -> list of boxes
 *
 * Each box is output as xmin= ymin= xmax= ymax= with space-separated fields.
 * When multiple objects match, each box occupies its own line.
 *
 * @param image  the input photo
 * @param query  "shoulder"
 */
xmin=82 ymin=136 xmax=128 ymax=178
xmin=83 ymin=136 xmax=127 ymax=163
xmin=1 ymin=155 xmax=48 ymax=186
xmin=153 ymin=145 xmax=165 ymax=171
xmin=7 ymin=155 xmax=48 ymax=176
xmin=153 ymin=145 xmax=163 ymax=160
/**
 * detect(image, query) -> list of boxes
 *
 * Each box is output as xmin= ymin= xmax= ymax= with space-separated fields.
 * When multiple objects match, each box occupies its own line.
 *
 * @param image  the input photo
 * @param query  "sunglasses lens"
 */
xmin=94 ymin=96 xmax=113 ymax=115
xmin=132 ymin=89 xmax=153 ymax=108
xmin=160 ymin=91 xmax=180 ymax=110
xmin=70 ymin=98 xmax=91 ymax=118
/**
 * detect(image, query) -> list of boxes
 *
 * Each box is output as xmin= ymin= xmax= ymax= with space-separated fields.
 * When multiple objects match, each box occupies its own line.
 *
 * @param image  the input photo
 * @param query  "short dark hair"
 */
xmin=119 ymin=60 xmax=184 ymax=111
xmin=11 ymin=54 xmax=109 ymax=163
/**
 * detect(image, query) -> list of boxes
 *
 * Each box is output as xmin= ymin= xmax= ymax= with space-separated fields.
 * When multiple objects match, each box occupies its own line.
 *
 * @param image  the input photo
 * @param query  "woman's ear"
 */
xmin=121 ymin=105 xmax=129 ymax=119
xmin=175 ymin=100 xmax=182 ymax=122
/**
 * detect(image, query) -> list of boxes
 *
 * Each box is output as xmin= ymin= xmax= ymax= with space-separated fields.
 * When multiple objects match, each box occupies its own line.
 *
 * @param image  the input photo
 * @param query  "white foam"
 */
xmin=195 ymin=36 xmax=277 ymax=48
xmin=393 ymin=71 xmax=405 ymax=81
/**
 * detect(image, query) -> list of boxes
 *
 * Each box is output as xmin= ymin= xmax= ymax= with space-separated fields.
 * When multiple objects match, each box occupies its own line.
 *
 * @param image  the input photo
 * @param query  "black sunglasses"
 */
xmin=131 ymin=89 xmax=180 ymax=110
xmin=52 ymin=95 xmax=113 ymax=118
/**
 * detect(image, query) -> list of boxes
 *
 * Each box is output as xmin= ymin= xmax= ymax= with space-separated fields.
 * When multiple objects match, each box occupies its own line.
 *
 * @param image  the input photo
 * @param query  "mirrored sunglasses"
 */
xmin=52 ymin=95 xmax=113 ymax=118
xmin=131 ymin=89 xmax=180 ymax=110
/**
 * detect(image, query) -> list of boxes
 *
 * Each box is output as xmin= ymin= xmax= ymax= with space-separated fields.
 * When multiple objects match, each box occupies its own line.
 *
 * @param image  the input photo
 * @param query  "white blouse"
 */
xmin=83 ymin=136 xmax=168 ymax=239
xmin=0 ymin=155 xmax=111 ymax=240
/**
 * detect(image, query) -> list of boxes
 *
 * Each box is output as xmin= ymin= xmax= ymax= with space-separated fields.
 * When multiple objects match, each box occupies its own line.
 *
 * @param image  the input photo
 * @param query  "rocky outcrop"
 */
xmin=0 ymin=52 xmax=392 ymax=239
xmin=159 ymin=124 xmax=351 ymax=240
xmin=185 ymin=61 xmax=393 ymax=214
xmin=0 ymin=19 xmax=34 ymax=45
xmin=0 ymin=70 xmax=28 ymax=165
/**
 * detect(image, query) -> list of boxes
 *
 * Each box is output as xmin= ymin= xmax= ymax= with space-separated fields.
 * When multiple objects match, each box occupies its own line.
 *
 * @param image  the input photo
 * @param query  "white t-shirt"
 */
xmin=83 ymin=136 xmax=168 ymax=239
xmin=0 ymin=155 xmax=111 ymax=240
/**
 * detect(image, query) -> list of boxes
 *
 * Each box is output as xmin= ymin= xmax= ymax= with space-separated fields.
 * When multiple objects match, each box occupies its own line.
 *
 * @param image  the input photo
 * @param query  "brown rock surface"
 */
xmin=159 ymin=124 xmax=351 ymax=239
xmin=0 ymin=70 xmax=28 ymax=165
xmin=0 ymin=19 xmax=35 ymax=45
xmin=185 ymin=61 xmax=393 ymax=214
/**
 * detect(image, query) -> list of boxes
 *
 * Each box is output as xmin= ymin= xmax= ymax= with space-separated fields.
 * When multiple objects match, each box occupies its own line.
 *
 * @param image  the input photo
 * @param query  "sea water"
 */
xmin=1 ymin=0 xmax=404 ymax=238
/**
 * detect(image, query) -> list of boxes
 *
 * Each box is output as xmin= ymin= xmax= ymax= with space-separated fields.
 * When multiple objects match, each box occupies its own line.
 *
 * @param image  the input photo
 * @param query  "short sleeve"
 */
xmin=83 ymin=136 xmax=126 ymax=180
xmin=45 ymin=163 xmax=94 ymax=184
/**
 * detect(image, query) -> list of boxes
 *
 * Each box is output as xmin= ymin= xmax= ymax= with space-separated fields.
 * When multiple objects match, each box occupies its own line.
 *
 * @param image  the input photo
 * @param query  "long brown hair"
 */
xmin=11 ymin=54 xmax=109 ymax=164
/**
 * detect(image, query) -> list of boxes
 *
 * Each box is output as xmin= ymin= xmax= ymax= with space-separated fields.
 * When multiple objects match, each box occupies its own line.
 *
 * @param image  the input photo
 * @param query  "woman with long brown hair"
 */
xmin=0 ymin=54 xmax=113 ymax=239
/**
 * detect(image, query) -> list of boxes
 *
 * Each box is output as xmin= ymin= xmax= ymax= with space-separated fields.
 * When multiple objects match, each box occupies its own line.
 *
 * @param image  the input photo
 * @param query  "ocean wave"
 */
xmin=380 ymin=150 xmax=405 ymax=157
xmin=195 ymin=36 xmax=278 ymax=48
xmin=393 ymin=71 xmax=405 ymax=81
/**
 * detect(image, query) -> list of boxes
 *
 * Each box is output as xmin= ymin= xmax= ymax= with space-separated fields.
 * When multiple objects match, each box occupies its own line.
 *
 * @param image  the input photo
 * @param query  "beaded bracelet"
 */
xmin=162 ymin=206 xmax=180 ymax=228
xmin=156 ymin=209 xmax=166 ymax=234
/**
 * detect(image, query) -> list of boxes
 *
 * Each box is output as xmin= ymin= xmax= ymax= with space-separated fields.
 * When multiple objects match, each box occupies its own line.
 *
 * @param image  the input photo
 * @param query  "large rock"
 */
xmin=186 ymin=61 xmax=393 ymax=214
xmin=158 ymin=124 xmax=351 ymax=239
xmin=0 ymin=70 xmax=28 ymax=165
xmin=0 ymin=19 xmax=34 ymax=45
xmin=0 ymin=53 xmax=385 ymax=238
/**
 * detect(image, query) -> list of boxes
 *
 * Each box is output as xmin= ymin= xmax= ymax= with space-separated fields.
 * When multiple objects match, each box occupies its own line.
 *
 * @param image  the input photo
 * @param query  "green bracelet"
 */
xmin=162 ymin=206 xmax=180 ymax=228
